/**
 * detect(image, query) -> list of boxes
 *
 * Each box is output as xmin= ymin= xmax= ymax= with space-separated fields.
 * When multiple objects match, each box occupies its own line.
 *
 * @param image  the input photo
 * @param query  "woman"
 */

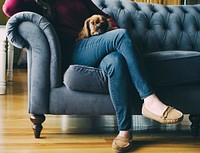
xmin=3 ymin=0 xmax=183 ymax=152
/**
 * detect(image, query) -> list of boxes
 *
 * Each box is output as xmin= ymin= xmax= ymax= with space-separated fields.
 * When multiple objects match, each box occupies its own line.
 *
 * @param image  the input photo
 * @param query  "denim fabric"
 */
xmin=71 ymin=29 xmax=153 ymax=130
xmin=99 ymin=52 xmax=132 ymax=130
xmin=64 ymin=65 xmax=109 ymax=93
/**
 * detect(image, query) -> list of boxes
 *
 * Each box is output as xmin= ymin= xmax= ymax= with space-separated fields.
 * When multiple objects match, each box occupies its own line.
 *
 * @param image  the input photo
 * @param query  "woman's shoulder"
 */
xmin=3 ymin=0 xmax=39 ymax=17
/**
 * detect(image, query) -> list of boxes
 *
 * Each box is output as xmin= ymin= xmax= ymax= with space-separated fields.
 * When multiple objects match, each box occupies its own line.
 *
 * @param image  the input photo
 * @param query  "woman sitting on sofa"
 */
xmin=3 ymin=0 xmax=183 ymax=152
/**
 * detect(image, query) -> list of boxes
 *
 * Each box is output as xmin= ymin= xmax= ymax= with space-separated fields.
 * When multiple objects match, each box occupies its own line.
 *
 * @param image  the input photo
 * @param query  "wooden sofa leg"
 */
xmin=30 ymin=114 xmax=46 ymax=138
xmin=189 ymin=114 xmax=200 ymax=137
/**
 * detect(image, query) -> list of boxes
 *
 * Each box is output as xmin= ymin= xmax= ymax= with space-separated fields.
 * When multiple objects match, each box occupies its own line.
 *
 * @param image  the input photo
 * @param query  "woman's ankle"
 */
xmin=144 ymin=94 xmax=167 ymax=116
xmin=118 ymin=130 xmax=131 ymax=138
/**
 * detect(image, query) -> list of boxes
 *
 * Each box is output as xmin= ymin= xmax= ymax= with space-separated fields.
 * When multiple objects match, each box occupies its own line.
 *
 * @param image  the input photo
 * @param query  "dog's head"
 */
xmin=77 ymin=15 xmax=112 ymax=41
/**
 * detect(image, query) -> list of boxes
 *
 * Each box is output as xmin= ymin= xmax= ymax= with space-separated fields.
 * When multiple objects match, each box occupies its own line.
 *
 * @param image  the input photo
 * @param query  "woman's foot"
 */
xmin=142 ymin=94 xmax=183 ymax=124
xmin=112 ymin=131 xmax=132 ymax=153
xmin=144 ymin=94 xmax=168 ymax=116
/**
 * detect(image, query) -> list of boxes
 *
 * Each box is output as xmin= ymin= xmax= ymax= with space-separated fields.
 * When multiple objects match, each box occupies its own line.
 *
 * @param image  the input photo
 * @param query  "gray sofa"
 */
xmin=6 ymin=0 xmax=200 ymax=138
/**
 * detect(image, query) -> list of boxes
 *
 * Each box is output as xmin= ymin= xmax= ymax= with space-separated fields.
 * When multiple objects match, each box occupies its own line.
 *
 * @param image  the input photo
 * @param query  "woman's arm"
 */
xmin=3 ymin=0 xmax=42 ymax=17
xmin=85 ymin=0 xmax=119 ymax=28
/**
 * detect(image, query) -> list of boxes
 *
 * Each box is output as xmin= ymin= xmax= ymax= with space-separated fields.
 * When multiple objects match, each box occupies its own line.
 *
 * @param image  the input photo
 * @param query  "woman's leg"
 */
xmin=71 ymin=29 xmax=138 ymax=138
xmin=72 ymin=29 xmax=152 ymax=99
xmin=99 ymin=52 xmax=132 ymax=132
xmin=75 ymin=50 xmax=133 ymax=151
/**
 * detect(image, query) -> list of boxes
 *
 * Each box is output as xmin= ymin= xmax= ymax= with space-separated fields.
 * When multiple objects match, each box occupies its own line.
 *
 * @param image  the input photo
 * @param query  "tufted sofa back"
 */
xmin=92 ymin=0 xmax=200 ymax=54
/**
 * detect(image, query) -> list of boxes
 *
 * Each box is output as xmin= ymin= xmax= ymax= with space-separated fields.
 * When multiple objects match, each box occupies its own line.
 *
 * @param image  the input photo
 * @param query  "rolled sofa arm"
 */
xmin=6 ymin=12 xmax=62 ymax=114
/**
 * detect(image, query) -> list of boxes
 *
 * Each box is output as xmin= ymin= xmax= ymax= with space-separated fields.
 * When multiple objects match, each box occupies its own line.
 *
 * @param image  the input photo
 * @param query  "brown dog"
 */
xmin=77 ymin=15 xmax=115 ymax=41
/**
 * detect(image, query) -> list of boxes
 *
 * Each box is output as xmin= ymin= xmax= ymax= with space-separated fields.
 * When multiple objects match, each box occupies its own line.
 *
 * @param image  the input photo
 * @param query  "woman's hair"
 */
xmin=35 ymin=0 xmax=53 ymax=20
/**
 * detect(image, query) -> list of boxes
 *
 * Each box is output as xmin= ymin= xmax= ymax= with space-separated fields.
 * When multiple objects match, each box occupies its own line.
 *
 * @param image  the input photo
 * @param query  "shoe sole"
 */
xmin=112 ymin=141 xmax=132 ymax=153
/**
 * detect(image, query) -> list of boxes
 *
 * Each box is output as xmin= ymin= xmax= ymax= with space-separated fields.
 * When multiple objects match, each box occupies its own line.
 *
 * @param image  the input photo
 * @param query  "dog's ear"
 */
xmin=107 ymin=18 xmax=114 ymax=31
xmin=101 ymin=16 xmax=109 ymax=30
xmin=76 ymin=18 xmax=91 ymax=41
xmin=83 ymin=18 xmax=91 ymax=37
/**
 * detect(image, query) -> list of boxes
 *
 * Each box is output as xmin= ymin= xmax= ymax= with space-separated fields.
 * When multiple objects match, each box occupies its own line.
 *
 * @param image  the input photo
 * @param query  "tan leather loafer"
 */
xmin=142 ymin=104 xmax=184 ymax=124
xmin=112 ymin=134 xmax=132 ymax=153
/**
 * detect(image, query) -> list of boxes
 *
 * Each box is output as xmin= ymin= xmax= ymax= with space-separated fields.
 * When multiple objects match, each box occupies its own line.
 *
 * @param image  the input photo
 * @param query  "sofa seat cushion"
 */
xmin=63 ymin=65 xmax=108 ymax=93
xmin=144 ymin=50 xmax=200 ymax=86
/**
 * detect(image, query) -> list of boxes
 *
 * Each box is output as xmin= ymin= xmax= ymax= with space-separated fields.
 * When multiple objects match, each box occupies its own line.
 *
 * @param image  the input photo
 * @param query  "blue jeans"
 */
xmin=71 ymin=29 xmax=153 ymax=131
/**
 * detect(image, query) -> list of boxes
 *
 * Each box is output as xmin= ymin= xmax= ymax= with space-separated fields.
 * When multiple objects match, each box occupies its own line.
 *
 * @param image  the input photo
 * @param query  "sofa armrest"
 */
xmin=6 ymin=12 xmax=62 ymax=114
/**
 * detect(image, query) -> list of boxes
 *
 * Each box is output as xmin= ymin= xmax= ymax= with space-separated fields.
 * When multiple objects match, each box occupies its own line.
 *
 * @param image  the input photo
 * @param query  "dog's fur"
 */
xmin=77 ymin=15 xmax=115 ymax=41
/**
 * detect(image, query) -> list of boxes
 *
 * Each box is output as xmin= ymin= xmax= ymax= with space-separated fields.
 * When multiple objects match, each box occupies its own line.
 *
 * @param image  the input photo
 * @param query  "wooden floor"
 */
xmin=0 ymin=69 xmax=200 ymax=153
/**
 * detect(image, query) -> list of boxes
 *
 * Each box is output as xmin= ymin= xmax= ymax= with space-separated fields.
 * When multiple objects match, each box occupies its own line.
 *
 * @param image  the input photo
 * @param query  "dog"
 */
xmin=77 ymin=15 xmax=115 ymax=41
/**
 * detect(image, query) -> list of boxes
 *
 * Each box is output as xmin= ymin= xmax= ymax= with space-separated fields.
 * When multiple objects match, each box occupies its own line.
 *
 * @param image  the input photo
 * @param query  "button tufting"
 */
xmin=120 ymin=6 xmax=125 ymax=10
xmin=182 ymin=8 xmax=188 ymax=14
xmin=134 ymin=3 xmax=141 ymax=11
xmin=166 ymin=7 xmax=173 ymax=13
xmin=117 ymin=1 xmax=125 ymax=10
xmin=100 ymin=3 xmax=107 ymax=8
xmin=151 ymin=7 xmax=157 ymax=13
